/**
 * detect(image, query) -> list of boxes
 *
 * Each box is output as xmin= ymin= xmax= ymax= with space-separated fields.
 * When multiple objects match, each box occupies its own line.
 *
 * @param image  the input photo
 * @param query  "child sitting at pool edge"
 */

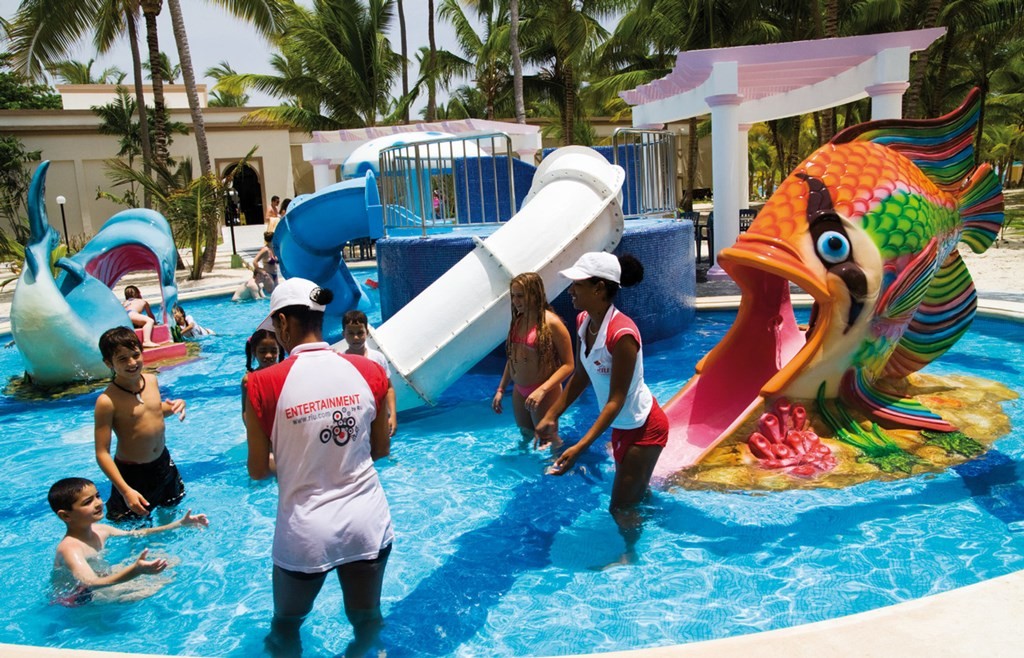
xmin=122 ymin=285 xmax=159 ymax=348
xmin=94 ymin=327 xmax=188 ymax=522
xmin=336 ymin=310 xmax=398 ymax=436
xmin=49 ymin=477 xmax=207 ymax=606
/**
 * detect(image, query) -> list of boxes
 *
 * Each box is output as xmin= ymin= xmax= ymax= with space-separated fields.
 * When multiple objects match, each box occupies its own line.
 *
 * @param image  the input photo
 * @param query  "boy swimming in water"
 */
xmin=49 ymin=477 xmax=207 ymax=606
xmin=94 ymin=327 xmax=188 ymax=521
xmin=337 ymin=310 xmax=398 ymax=436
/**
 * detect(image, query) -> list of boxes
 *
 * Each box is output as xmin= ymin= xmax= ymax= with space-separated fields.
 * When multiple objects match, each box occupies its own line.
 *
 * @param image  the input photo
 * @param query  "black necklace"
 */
xmin=112 ymin=376 xmax=146 ymax=403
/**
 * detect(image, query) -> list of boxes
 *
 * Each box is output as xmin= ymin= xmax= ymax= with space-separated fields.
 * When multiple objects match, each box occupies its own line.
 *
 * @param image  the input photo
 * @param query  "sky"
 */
xmin=0 ymin=0 xmax=468 ymax=113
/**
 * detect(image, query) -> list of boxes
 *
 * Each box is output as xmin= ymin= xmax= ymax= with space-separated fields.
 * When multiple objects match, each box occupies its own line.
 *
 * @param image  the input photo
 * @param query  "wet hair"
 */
xmin=343 ymin=309 xmax=369 ymax=329
xmin=263 ymin=231 xmax=274 ymax=243
xmin=99 ymin=326 xmax=142 ymax=362
xmin=280 ymin=198 xmax=291 ymax=215
xmin=591 ymin=254 xmax=644 ymax=300
xmin=276 ymin=286 xmax=334 ymax=334
xmin=48 ymin=477 xmax=94 ymax=513
xmin=123 ymin=285 xmax=141 ymax=299
xmin=507 ymin=272 xmax=559 ymax=374
xmin=245 ymin=328 xmax=283 ymax=372
xmin=172 ymin=303 xmax=186 ymax=318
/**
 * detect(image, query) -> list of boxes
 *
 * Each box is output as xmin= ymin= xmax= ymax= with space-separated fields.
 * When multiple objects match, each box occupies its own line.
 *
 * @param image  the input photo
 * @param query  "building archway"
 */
xmin=223 ymin=162 xmax=264 ymax=226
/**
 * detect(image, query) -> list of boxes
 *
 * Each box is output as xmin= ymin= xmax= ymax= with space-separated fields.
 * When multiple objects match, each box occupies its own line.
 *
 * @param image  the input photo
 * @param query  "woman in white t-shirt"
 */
xmin=244 ymin=278 xmax=393 ymax=657
xmin=536 ymin=252 xmax=667 ymax=563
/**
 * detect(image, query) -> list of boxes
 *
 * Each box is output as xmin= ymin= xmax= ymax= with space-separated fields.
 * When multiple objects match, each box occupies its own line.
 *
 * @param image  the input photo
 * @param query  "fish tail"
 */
xmin=958 ymin=162 xmax=1004 ymax=254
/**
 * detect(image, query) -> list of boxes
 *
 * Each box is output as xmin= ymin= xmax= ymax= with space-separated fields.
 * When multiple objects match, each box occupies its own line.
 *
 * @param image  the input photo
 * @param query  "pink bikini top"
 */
xmin=510 ymin=322 xmax=538 ymax=349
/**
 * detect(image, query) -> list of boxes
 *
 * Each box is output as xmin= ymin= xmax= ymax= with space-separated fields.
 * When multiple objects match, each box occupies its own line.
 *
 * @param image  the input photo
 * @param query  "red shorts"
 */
xmin=611 ymin=399 xmax=668 ymax=464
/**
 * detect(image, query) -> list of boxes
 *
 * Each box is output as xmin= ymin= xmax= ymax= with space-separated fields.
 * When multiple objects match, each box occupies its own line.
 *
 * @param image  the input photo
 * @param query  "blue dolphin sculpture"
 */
xmin=11 ymin=161 xmax=180 ymax=386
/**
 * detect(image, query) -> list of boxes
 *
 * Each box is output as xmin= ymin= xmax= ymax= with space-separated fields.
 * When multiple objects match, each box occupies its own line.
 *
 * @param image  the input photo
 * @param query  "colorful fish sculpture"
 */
xmin=654 ymin=89 xmax=1004 ymax=480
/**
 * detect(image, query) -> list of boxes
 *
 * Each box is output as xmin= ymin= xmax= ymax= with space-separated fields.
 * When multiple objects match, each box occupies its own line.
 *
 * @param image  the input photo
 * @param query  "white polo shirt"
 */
xmin=247 ymin=342 xmax=393 ymax=572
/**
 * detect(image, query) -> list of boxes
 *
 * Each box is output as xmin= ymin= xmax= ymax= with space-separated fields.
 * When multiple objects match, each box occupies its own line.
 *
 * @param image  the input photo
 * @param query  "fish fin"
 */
xmin=840 ymin=369 xmax=955 ymax=432
xmin=957 ymin=162 xmax=1004 ymax=253
xmin=832 ymin=89 xmax=981 ymax=193
xmin=875 ymin=237 xmax=939 ymax=324
xmin=54 ymin=257 xmax=87 ymax=283
xmin=883 ymin=250 xmax=977 ymax=378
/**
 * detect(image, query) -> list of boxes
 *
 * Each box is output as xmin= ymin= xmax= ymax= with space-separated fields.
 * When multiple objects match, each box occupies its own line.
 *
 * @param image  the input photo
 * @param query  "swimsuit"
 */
xmin=54 ymin=584 xmax=94 ymax=607
xmin=514 ymin=382 xmax=542 ymax=397
xmin=106 ymin=447 xmax=185 ymax=522
xmin=509 ymin=320 xmax=543 ymax=394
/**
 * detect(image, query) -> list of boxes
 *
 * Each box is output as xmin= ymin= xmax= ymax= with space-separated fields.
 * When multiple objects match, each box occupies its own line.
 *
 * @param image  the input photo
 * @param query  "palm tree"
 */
xmin=510 ymin=0 xmax=525 ymax=123
xmin=438 ymin=0 xmax=502 ymax=118
xmin=426 ymin=0 xmax=437 ymax=121
xmin=519 ymin=0 xmax=623 ymax=146
xmin=48 ymin=58 xmax=126 ymax=84
xmin=7 ymin=0 xmax=157 ymax=202
xmin=227 ymin=0 xmax=402 ymax=130
xmin=206 ymin=61 xmax=250 ymax=107
xmin=397 ymin=0 xmax=410 ymax=122
xmin=143 ymin=52 xmax=180 ymax=83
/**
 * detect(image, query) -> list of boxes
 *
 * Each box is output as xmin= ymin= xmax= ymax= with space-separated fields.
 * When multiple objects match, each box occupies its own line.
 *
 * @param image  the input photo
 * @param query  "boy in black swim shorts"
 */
xmin=94 ymin=327 xmax=188 ymax=521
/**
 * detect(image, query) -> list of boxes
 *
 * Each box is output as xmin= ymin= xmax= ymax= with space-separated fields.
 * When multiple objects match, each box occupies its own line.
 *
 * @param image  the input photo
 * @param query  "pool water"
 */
xmin=0 ymin=286 xmax=1022 ymax=657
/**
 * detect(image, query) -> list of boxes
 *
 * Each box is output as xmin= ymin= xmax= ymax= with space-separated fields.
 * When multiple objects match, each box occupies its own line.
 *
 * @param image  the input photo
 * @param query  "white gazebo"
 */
xmin=620 ymin=28 xmax=945 ymax=276
xmin=302 ymin=118 xmax=543 ymax=190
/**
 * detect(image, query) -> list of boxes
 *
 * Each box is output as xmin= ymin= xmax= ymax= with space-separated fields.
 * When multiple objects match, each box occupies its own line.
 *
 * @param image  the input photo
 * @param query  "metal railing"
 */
xmin=611 ymin=128 xmax=677 ymax=219
xmin=378 ymin=132 xmax=519 ymax=237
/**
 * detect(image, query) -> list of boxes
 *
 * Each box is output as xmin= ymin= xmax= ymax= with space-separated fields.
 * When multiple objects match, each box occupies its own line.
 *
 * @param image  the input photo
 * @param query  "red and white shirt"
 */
xmin=576 ymin=306 xmax=653 ymax=430
xmin=247 ymin=342 xmax=393 ymax=573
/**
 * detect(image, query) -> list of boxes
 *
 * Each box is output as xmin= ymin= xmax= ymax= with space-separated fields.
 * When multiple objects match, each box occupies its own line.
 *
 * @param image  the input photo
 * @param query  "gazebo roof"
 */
xmin=623 ymin=28 xmax=945 ymax=125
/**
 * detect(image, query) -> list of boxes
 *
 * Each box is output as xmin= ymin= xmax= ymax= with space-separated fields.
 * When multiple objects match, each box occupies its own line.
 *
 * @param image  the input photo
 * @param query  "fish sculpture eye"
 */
xmin=816 ymin=230 xmax=851 ymax=264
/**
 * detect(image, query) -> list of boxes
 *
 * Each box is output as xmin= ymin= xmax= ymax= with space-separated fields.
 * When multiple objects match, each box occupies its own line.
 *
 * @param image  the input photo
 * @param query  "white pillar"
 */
xmin=867 ymin=82 xmax=910 ymax=120
xmin=738 ymin=123 xmax=752 ymax=210
xmin=706 ymin=92 xmax=743 ymax=278
xmin=312 ymin=160 xmax=336 ymax=191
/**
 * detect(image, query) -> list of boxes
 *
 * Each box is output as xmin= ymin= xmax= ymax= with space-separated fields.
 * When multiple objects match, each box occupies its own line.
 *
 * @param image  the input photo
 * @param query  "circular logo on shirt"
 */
xmin=319 ymin=410 xmax=357 ymax=446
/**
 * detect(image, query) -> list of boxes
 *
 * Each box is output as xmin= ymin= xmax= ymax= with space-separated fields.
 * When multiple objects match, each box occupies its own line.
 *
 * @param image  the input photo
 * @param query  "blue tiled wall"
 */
xmin=378 ymin=219 xmax=696 ymax=343
xmin=452 ymin=156 xmax=536 ymax=223
xmin=541 ymin=146 xmax=643 ymax=216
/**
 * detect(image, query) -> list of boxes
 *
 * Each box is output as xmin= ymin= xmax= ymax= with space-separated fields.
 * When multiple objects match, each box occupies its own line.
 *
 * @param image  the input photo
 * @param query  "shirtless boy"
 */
xmin=49 ymin=477 xmax=207 ymax=605
xmin=122 ymin=285 xmax=159 ymax=348
xmin=95 ymin=327 xmax=188 ymax=521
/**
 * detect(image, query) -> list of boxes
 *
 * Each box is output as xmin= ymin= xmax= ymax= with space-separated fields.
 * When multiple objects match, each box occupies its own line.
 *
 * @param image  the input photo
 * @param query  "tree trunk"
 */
xmin=684 ymin=117 xmax=698 ymax=212
xmin=167 ymin=0 xmax=210 ymax=176
xmin=562 ymin=63 xmax=574 ymax=146
xmin=510 ymin=0 xmax=525 ymax=124
xmin=126 ymin=13 xmax=153 ymax=208
xmin=929 ymin=24 xmax=957 ymax=117
xmin=906 ymin=0 xmax=943 ymax=118
xmin=818 ymin=0 xmax=839 ymax=142
xmin=398 ymin=0 xmax=409 ymax=123
xmin=426 ymin=0 xmax=437 ymax=122
xmin=141 ymin=0 xmax=169 ymax=166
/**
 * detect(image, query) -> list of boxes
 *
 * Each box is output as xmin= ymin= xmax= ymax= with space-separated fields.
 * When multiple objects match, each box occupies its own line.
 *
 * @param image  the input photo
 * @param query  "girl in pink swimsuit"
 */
xmin=492 ymin=273 xmax=574 ymax=446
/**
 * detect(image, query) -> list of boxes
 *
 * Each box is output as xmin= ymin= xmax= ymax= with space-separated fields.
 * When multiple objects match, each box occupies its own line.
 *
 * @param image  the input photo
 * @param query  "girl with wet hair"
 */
xmin=492 ymin=272 xmax=574 ymax=446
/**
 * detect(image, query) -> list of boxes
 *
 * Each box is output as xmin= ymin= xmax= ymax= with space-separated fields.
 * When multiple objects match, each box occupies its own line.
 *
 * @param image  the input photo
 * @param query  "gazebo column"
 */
xmin=868 ymin=48 xmax=911 ymax=120
xmin=738 ymin=123 xmax=752 ymax=210
xmin=706 ymin=92 xmax=743 ymax=279
xmin=311 ymin=159 xmax=337 ymax=191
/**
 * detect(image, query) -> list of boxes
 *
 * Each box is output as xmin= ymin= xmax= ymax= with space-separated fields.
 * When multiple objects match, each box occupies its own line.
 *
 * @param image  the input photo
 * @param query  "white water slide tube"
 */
xmin=369 ymin=146 xmax=626 ymax=411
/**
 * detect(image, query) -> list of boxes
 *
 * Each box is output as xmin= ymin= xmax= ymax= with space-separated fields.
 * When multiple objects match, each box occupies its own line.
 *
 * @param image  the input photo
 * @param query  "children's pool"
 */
xmin=1 ymin=283 xmax=1022 ymax=657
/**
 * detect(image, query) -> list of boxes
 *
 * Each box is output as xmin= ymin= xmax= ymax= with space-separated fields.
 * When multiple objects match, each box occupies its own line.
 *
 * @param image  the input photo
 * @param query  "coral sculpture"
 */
xmin=748 ymin=399 xmax=837 ymax=477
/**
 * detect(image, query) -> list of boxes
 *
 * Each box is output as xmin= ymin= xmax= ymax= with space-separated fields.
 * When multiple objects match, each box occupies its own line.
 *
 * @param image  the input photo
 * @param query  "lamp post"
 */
xmin=226 ymin=187 xmax=244 ymax=268
xmin=55 ymin=195 xmax=70 ymax=250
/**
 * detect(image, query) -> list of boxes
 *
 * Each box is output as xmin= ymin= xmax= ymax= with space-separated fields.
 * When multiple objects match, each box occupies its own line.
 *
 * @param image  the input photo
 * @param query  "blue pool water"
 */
xmin=0 ymin=287 xmax=1022 ymax=657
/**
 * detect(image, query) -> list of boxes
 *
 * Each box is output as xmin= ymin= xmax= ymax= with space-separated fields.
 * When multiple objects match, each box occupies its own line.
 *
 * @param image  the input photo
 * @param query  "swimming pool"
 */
xmin=0 ymin=288 xmax=1021 ymax=657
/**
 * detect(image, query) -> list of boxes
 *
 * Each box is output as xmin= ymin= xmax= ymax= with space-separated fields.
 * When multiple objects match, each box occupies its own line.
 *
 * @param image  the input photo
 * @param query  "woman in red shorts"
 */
xmin=536 ymin=252 xmax=667 ymax=562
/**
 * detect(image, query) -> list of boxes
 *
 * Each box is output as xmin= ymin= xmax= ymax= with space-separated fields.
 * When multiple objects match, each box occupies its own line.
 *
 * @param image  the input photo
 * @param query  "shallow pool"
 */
xmin=0 ymin=288 xmax=1022 ymax=657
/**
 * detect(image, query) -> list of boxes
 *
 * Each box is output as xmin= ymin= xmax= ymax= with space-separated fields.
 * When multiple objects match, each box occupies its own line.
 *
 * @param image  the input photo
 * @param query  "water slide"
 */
xmin=365 ymin=146 xmax=626 ymax=411
xmin=273 ymin=172 xmax=383 ymax=315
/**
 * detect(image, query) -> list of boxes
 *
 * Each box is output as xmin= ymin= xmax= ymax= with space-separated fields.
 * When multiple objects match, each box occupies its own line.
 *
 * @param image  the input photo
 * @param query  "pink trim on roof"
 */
xmin=620 ymin=28 xmax=945 ymax=106
xmin=311 ymin=118 xmax=540 ymax=144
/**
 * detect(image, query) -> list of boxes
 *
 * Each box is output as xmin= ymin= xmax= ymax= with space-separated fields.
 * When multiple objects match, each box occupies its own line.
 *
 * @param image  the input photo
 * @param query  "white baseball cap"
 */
xmin=257 ymin=278 xmax=327 ymax=331
xmin=558 ymin=252 xmax=620 ymax=284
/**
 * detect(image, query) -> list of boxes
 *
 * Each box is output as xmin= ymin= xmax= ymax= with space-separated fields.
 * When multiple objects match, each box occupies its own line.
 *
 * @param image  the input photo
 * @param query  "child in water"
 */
xmin=337 ymin=310 xmax=397 ymax=436
xmin=122 ymin=285 xmax=158 ymax=348
xmin=94 ymin=327 xmax=188 ymax=522
xmin=492 ymin=273 xmax=574 ymax=445
xmin=172 ymin=303 xmax=214 ymax=339
xmin=241 ymin=328 xmax=282 ymax=417
xmin=49 ymin=476 xmax=207 ymax=606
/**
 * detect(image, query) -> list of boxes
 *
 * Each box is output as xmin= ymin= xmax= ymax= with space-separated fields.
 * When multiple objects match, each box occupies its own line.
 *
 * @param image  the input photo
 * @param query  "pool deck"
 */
xmin=2 ymin=226 xmax=1024 ymax=657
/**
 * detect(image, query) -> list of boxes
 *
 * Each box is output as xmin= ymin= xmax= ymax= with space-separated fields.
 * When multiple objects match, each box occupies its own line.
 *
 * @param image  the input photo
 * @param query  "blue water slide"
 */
xmin=272 ymin=172 xmax=383 ymax=316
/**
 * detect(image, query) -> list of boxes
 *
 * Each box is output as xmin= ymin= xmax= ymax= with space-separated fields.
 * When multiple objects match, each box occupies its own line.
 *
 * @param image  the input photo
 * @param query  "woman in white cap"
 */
xmin=243 ymin=278 xmax=393 ymax=657
xmin=536 ymin=252 xmax=667 ymax=562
